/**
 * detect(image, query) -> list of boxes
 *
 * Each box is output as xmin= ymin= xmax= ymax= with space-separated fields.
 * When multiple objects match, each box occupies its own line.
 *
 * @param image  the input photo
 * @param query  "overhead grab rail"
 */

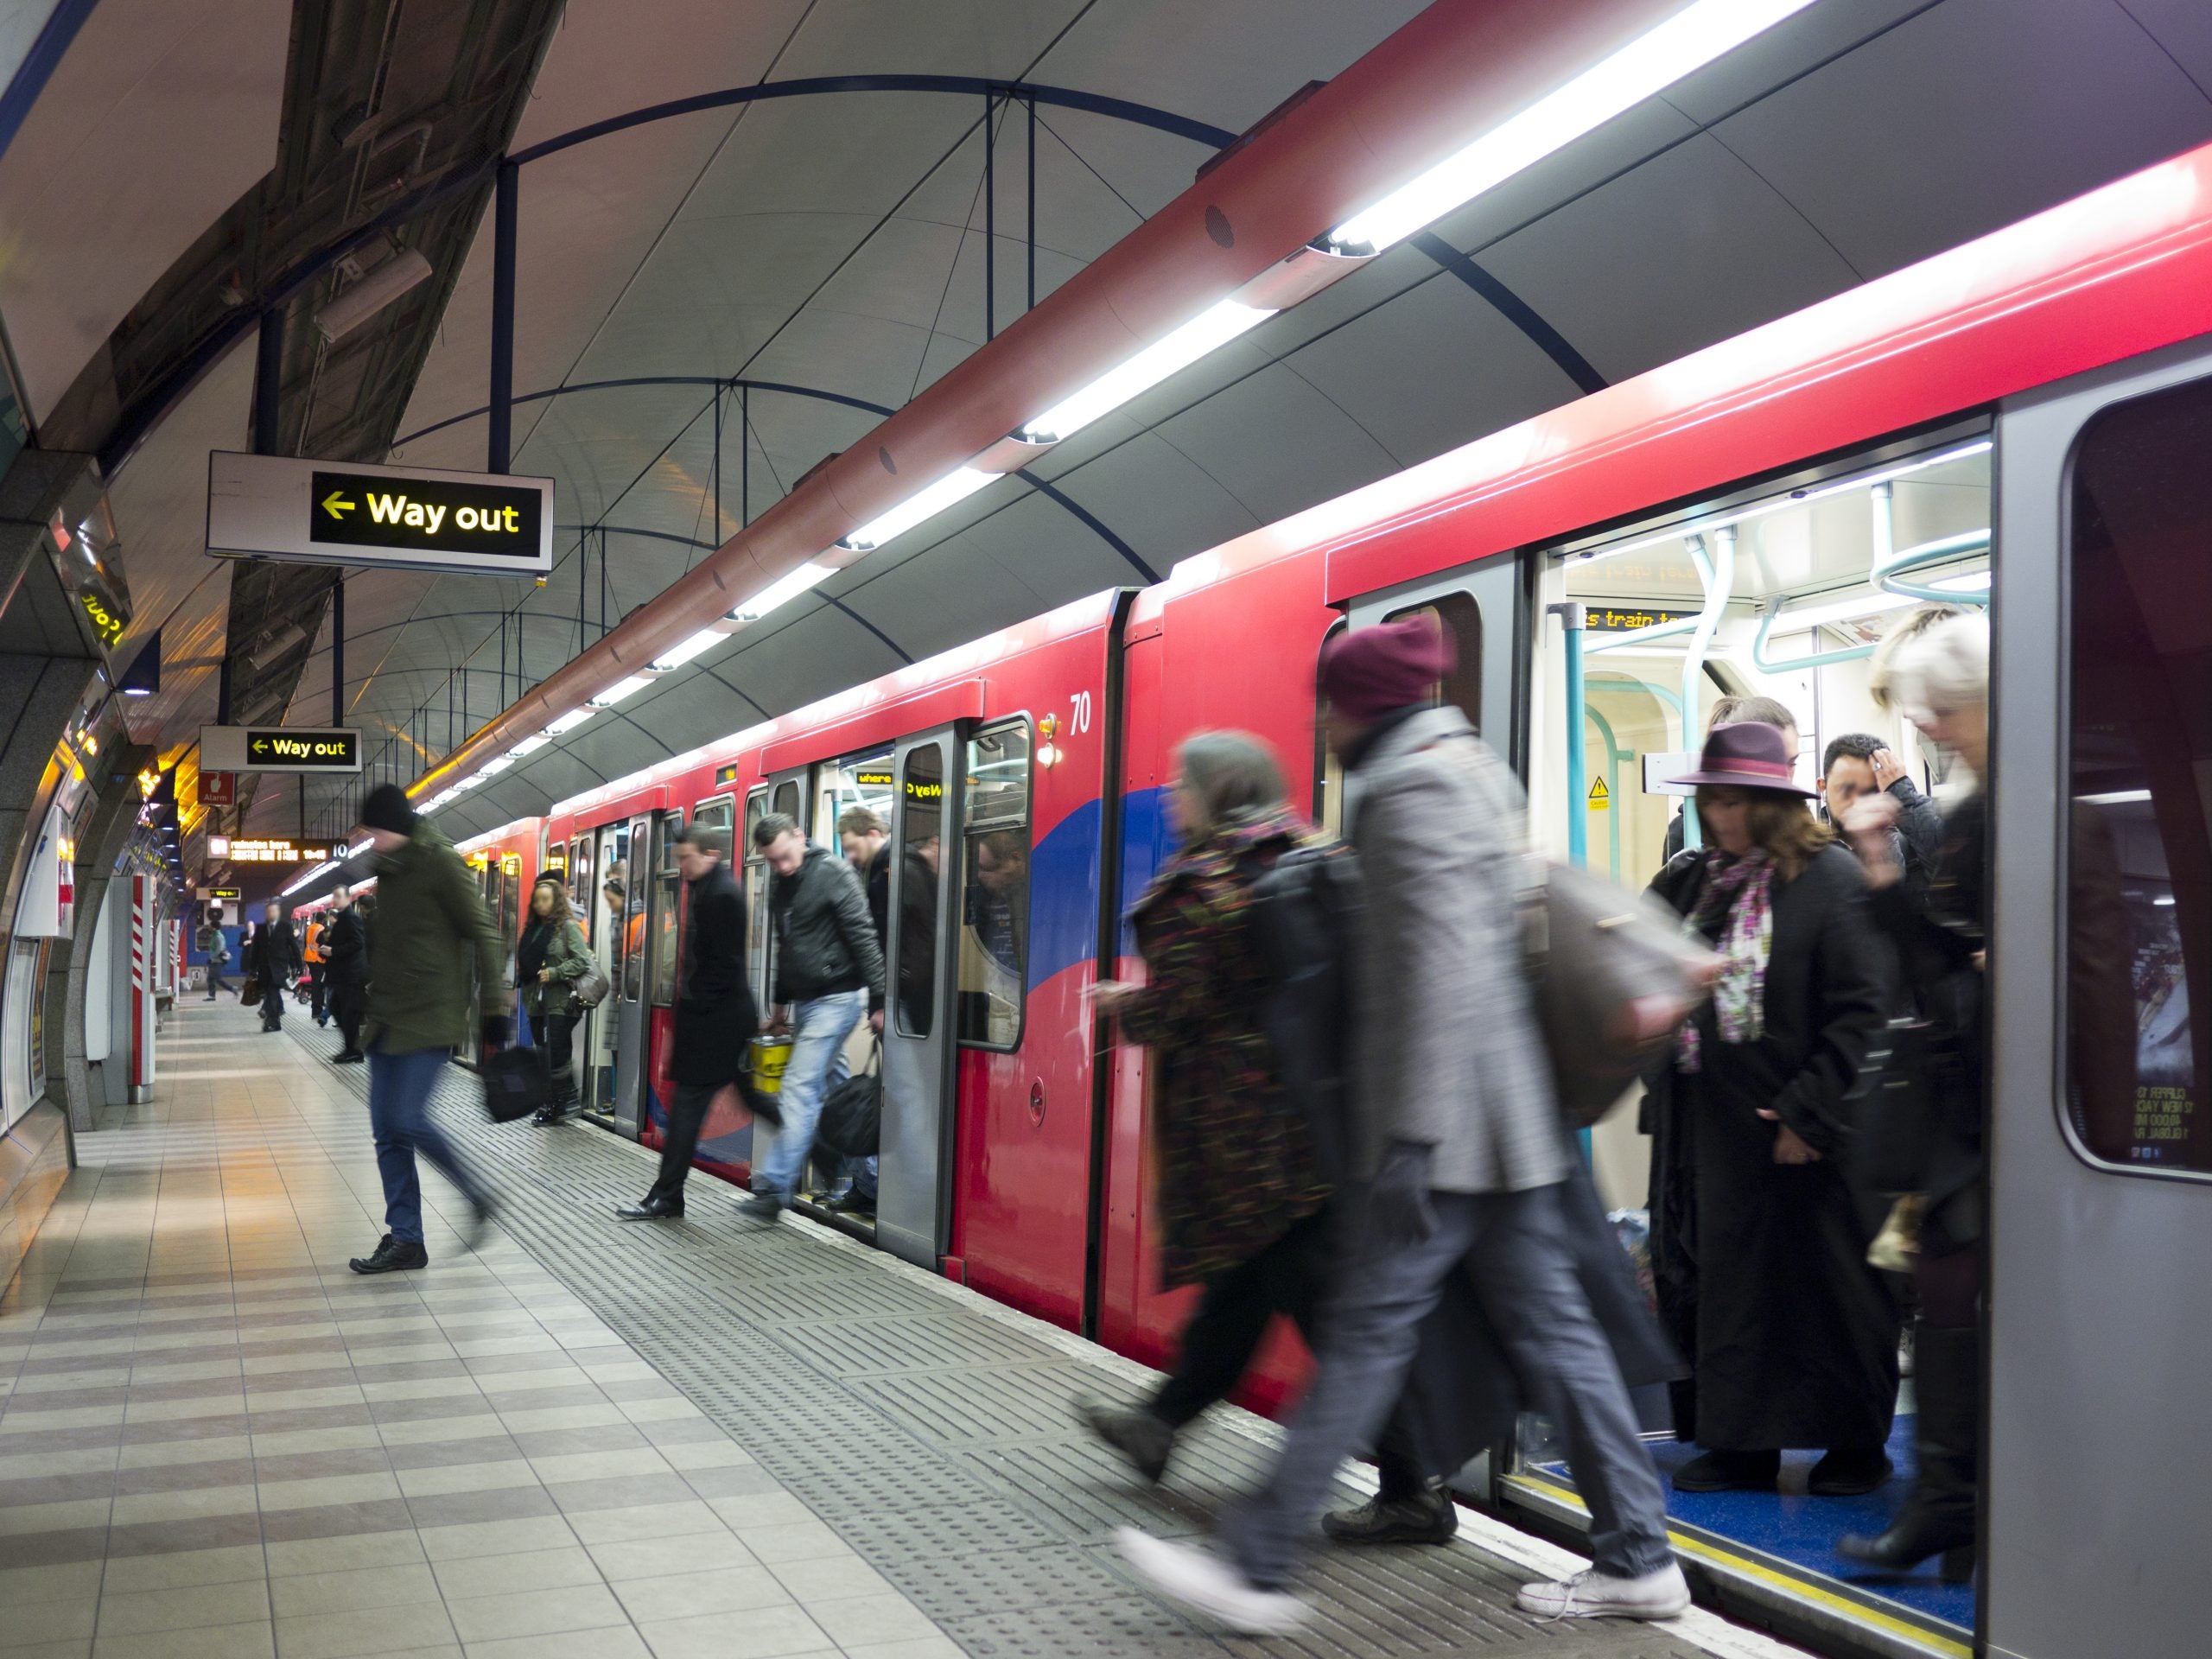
xmin=1678 ymin=526 xmax=1733 ymax=852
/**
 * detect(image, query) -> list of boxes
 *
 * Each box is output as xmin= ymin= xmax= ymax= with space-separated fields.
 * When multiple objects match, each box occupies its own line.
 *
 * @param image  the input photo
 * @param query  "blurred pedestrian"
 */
xmin=620 ymin=823 xmax=764 ymax=1219
xmin=346 ymin=784 xmax=505 ymax=1274
xmin=324 ymin=885 xmax=366 ymax=1064
xmin=248 ymin=900 xmax=301 ymax=1033
xmin=302 ymin=909 xmax=329 ymax=1026
xmin=1117 ymin=617 xmax=1688 ymax=1633
xmin=519 ymin=874 xmax=591 ymax=1125
xmin=1647 ymin=722 xmax=1897 ymax=1497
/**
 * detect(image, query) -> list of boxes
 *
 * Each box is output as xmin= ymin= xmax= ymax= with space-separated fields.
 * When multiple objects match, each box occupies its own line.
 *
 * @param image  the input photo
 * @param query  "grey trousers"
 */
xmin=1220 ymin=1180 xmax=1674 ymax=1586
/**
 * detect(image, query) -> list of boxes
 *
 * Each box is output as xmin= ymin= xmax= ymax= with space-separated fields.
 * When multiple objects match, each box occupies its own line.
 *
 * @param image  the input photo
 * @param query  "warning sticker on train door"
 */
xmin=1587 ymin=777 xmax=1611 ymax=810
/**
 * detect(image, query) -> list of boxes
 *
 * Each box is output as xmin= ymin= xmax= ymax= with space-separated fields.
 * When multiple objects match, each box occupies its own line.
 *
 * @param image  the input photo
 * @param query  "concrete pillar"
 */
xmin=57 ymin=741 xmax=154 ymax=1133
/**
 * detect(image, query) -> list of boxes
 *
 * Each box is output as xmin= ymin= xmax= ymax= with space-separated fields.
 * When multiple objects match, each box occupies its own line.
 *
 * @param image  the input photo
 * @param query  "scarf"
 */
xmin=1675 ymin=849 xmax=1773 ymax=1073
xmin=518 ymin=918 xmax=554 ymax=987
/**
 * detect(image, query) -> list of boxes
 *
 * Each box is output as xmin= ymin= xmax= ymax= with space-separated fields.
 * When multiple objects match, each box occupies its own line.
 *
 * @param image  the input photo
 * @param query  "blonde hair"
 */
xmin=1870 ymin=603 xmax=1967 ymax=712
xmin=1884 ymin=612 xmax=1989 ymax=724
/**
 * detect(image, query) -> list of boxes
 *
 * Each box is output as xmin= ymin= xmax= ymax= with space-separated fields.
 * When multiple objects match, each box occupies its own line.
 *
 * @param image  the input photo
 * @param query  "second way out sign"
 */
xmin=207 ymin=452 xmax=553 ymax=576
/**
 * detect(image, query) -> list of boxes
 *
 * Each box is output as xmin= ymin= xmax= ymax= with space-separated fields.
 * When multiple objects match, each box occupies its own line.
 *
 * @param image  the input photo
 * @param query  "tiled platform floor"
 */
xmin=0 ymin=993 xmax=1805 ymax=1659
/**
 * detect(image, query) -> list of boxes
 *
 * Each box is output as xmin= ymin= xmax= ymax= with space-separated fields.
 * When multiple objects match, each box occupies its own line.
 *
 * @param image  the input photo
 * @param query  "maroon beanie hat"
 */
xmin=1318 ymin=613 xmax=1455 ymax=724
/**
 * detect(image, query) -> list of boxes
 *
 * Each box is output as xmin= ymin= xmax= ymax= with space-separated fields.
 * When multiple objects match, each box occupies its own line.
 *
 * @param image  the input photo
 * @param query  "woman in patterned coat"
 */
xmin=1075 ymin=732 xmax=1433 ymax=1510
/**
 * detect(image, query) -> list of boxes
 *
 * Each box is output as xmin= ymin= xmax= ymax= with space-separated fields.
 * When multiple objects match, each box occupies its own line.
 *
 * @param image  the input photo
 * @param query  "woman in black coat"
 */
xmin=1648 ymin=722 xmax=1898 ymax=1497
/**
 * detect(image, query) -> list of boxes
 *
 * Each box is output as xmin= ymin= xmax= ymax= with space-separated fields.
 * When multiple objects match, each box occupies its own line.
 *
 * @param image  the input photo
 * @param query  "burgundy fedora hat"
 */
xmin=1667 ymin=721 xmax=1813 ymax=795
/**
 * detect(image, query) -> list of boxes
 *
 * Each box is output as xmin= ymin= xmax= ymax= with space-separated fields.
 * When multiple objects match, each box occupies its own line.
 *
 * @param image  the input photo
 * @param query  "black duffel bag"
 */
xmin=1845 ymin=1015 xmax=1941 ymax=1195
xmin=817 ymin=1041 xmax=882 ymax=1159
xmin=481 ymin=1045 xmax=551 ymax=1123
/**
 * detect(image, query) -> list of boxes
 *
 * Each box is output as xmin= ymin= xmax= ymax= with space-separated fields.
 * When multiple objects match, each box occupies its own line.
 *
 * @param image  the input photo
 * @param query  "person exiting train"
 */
xmin=302 ymin=910 xmax=328 ymax=1026
xmin=1081 ymin=731 xmax=1450 ymax=1541
xmin=249 ymin=900 xmax=302 ymax=1033
xmin=619 ymin=824 xmax=766 ymax=1221
xmin=323 ymin=885 xmax=367 ymax=1064
xmin=743 ymin=812 xmax=882 ymax=1220
xmin=1646 ymin=722 xmax=1899 ymax=1497
xmin=1118 ymin=616 xmax=1688 ymax=1632
xmin=518 ymin=874 xmax=592 ymax=1125
xmin=1662 ymin=694 xmax=1800 ymax=867
xmin=346 ymin=785 xmax=505 ymax=1275
xmin=1816 ymin=732 xmax=1942 ymax=901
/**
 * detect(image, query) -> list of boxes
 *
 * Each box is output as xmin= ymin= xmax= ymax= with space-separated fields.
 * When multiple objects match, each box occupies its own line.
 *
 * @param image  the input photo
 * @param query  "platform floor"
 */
xmin=0 ymin=995 xmax=1809 ymax=1659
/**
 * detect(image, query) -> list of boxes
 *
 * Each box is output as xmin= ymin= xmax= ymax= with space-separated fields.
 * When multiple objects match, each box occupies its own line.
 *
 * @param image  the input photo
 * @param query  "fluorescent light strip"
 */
xmin=544 ymin=708 xmax=595 ymax=735
xmin=1019 ymin=300 xmax=1275 ymax=445
xmin=508 ymin=734 xmax=550 ymax=758
xmin=479 ymin=754 xmax=518 ymax=775
xmin=651 ymin=628 xmax=727 ymax=672
xmin=2078 ymin=789 xmax=2152 ymax=806
xmin=732 ymin=561 xmax=832 ymax=621
xmin=1926 ymin=568 xmax=1992 ymax=594
xmin=1329 ymin=0 xmax=1820 ymax=254
xmin=282 ymin=861 xmax=336 ymax=896
xmin=588 ymin=674 xmax=655 ymax=707
xmin=841 ymin=469 xmax=996 ymax=552
xmin=1793 ymin=441 xmax=1994 ymax=503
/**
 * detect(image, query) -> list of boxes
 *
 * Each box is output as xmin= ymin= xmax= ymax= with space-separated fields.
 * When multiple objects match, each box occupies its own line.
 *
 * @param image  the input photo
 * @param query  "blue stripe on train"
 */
xmin=1116 ymin=785 xmax=1169 ymax=960
xmin=1025 ymin=797 xmax=1103 ymax=990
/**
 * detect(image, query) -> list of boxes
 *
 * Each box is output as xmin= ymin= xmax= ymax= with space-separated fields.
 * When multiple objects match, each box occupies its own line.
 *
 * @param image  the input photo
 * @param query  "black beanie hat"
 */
xmin=359 ymin=783 xmax=418 ymax=837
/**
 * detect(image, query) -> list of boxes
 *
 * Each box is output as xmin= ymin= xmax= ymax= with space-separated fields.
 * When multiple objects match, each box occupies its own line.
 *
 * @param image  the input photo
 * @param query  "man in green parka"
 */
xmin=346 ymin=784 xmax=508 ymax=1274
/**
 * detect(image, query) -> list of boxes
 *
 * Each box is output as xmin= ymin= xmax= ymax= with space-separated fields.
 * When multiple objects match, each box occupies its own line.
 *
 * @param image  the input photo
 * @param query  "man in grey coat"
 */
xmin=1118 ymin=615 xmax=1686 ymax=1634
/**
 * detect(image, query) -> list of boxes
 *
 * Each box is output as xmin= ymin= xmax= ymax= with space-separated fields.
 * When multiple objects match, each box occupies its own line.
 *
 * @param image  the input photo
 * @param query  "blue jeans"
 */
xmin=367 ymin=1045 xmax=487 ymax=1244
xmin=756 ymin=990 xmax=864 ymax=1199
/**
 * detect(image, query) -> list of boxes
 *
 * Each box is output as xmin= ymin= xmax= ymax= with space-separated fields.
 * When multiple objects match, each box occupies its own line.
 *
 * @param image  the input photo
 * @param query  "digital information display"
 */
xmin=207 ymin=838 xmax=337 ymax=867
xmin=202 ymin=726 xmax=362 ymax=774
xmin=207 ymin=452 xmax=554 ymax=576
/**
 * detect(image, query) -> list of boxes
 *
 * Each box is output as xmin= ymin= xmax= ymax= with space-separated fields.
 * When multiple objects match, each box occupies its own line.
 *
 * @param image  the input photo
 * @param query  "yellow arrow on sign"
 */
xmin=321 ymin=491 xmax=355 ymax=518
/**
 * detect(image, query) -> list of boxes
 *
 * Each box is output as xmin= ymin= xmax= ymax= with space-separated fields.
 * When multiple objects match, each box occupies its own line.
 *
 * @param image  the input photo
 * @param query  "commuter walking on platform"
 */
xmin=1082 ymin=732 xmax=1451 ymax=1533
xmin=518 ymin=875 xmax=592 ymax=1125
xmin=1647 ymin=722 xmax=1897 ymax=1497
xmin=302 ymin=911 xmax=328 ymax=1026
xmin=248 ymin=900 xmax=301 ymax=1033
xmin=1119 ymin=616 xmax=1688 ymax=1633
xmin=323 ymin=885 xmax=367 ymax=1064
xmin=742 ymin=813 xmax=883 ymax=1219
xmin=620 ymin=823 xmax=766 ymax=1220
xmin=346 ymin=784 xmax=505 ymax=1274
xmin=196 ymin=917 xmax=230 ymax=1000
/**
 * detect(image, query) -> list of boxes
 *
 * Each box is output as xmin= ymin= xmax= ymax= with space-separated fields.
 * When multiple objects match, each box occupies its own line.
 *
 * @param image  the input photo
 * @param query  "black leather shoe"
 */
xmin=1323 ymin=1488 xmax=1459 ymax=1545
xmin=1808 ymin=1447 xmax=1893 ymax=1497
xmin=348 ymin=1235 xmax=428 ymax=1274
xmin=333 ymin=1049 xmax=365 ymax=1064
xmin=737 ymin=1193 xmax=785 ymax=1223
xmin=1075 ymin=1396 xmax=1174 ymax=1484
xmin=826 ymin=1187 xmax=875 ymax=1217
xmin=616 ymin=1198 xmax=684 ymax=1221
xmin=1673 ymin=1449 xmax=1781 ymax=1492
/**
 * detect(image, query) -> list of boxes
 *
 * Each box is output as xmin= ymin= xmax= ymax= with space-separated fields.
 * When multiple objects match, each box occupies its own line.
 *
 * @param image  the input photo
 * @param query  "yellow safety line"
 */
xmin=1503 ymin=1473 xmax=1973 ymax=1659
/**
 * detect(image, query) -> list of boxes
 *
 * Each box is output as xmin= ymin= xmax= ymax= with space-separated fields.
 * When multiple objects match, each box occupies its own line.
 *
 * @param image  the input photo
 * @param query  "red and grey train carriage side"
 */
xmin=520 ymin=138 xmax=2212 ymax=1656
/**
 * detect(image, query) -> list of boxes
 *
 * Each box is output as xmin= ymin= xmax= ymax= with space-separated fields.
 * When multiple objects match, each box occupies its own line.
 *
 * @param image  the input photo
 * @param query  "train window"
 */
xmin=743 ymin=788 xmax=771 ymax=1004
xmin=1384 ymin=590 xmax=1483 ymax=728
xmin=771 ymin=780 xmax=799 ymax=823
xmin=1313 ymin=620 xmax=1345 ymax=837
xmin=957 ymin=721 xmax=1030 ymax=1049
xmin=896 ymin=745 xmax=944 ymax=1039
xmin=569 ymin=837 xmax=593 ymax=938
xmin=2065 ymin=378 xmax=2210 ymax=1176
xmin=650 ymin=816 xmax=681 ymax=1008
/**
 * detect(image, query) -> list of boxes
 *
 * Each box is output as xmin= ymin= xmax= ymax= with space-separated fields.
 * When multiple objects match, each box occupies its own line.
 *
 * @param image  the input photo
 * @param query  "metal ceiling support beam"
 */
xmin=488 ymin=162 xmax=518 ymax=474
xmin=1409 ymin=231 xmax=1606 ymax=396
xmin=983 ymin=91 xmax=996 ymax=344
xmin=253 ymin=310 xmax=284 ymax=454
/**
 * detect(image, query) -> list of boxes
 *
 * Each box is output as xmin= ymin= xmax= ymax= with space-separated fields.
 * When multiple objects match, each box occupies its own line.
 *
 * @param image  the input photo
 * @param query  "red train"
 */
xmin=435 ymin=140 xmax=2212 ymax=1658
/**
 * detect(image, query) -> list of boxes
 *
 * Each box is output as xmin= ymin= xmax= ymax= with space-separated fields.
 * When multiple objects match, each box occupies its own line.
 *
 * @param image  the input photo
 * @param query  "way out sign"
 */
xmin=207 ymin=452 xmax=553 ymax=576
xmin=202 ymin=725 xmax=362 ymax=774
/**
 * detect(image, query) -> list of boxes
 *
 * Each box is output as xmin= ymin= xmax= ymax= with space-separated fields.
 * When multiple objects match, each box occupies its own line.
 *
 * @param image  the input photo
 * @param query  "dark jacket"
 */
xmin=769 ymin=845 xmax=884 ymax=1008
xmin=364 ymin=819 xmax=507 ymax=1053
xmin=248 ymin=919 xmax=302 ymax=984
xmin=867 ymin=842 xmax=941 ymax=1030
xmin=1115 ymin=809 xmax=1332 ymax=1289
xmin=671 ymin=858 xmax=757 ymax=1088
xmin=322 ymin=906 xmax=366 ymax=989
xmin=518 ymin=918 xmax=592 ymax=1019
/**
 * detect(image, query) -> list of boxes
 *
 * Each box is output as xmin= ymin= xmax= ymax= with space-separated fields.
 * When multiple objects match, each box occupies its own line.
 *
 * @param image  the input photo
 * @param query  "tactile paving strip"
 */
xmin=290 ymin=1022 xmax=1728 ymax=1658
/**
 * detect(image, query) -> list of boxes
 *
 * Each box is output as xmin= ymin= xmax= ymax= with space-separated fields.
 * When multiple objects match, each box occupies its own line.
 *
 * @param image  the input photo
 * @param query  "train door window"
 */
xmin=587 ymin=821 xmax=630 ymax=1111
xmin=742 ymin=788 xmax=770 ymax=993
xmin=957 ymin=721 xmax=1030 ymax=1049
xmin=2065 ymin=377 xmax=2211 ymax=1175
xmin=896 ymin=745 xmax=944 ymax=1039
xmin=1314 ymin=620 xmax=1345 ymax=837
xmin=621 ymin=819 xmax=650 ymax=1004
xmin=1384 ymin=590 xmax=1484 ymax=729
xmin=569 ymin=837 xmax=593 ymax=933
xmin=771 ymin=779 xmax=799 ymax=823
xmin=650 ymin=816 xmax=682 ymax=1008
xmin=830 ymin=751 xmax=897 ymax=847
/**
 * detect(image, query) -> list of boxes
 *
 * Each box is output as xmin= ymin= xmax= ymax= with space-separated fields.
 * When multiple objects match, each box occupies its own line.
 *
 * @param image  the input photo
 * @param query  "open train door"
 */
xmin=878 ymin=728 xmax=958 ymax=1269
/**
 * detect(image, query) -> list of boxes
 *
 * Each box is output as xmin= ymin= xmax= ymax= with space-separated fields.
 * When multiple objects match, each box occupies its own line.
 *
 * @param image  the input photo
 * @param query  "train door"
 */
xmin=580 ymin=818 xmax=631 ymax=1128
xmin=741 ymin=787 xmax=769 ymax=1027
xmin=609 ymin=810 xmax=658 ymax=1139
xmin=878 ymin=729 xmax=956 ymax=1268
xmin=1983 ymin=345 xmax=2212 ymax=1659
xmin=746 ymin=766 xmax=810 ymax=1177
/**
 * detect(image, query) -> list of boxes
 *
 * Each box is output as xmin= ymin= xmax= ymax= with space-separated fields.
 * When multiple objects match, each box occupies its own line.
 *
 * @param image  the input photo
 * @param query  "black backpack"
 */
xmin=1247 ymin=843 xmax=1362 ymax=1183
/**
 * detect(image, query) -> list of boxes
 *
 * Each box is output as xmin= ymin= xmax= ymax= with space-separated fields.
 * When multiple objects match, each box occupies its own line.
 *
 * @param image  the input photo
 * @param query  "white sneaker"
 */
xmin=1516 ymin=1561 xmax=1691 ymax=1620
xmin=1114 ymin=1527 xmax=1307 ymax=1636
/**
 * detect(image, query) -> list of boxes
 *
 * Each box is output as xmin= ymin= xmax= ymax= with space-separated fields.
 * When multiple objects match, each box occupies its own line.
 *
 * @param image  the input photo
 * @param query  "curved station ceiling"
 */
xmin=3 ymin=0 xmax=2209 ymax=862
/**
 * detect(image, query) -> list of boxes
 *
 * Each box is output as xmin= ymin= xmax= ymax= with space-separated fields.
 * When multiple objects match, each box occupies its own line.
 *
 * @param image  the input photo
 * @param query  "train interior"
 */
xmin=1504 ymin=427 xmax=1996 ymax=1647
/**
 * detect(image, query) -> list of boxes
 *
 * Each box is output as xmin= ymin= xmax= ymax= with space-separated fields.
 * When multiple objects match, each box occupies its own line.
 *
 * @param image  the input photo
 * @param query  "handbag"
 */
xmin=481 ymin=1045 xmax=551 ymax=1123
xmin=1846 ymin=1016 xmax=1938 ymax=1195
xmin=571 ymin=958 xmax=612 ymax=1009
xmin=1527 ymin=860 xmax=1720 ymax=1128
xmin=240 ymin=974 xmax=262 ymax=1004
xmin=816 ymin=1041 xmax=882 ymax=1160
